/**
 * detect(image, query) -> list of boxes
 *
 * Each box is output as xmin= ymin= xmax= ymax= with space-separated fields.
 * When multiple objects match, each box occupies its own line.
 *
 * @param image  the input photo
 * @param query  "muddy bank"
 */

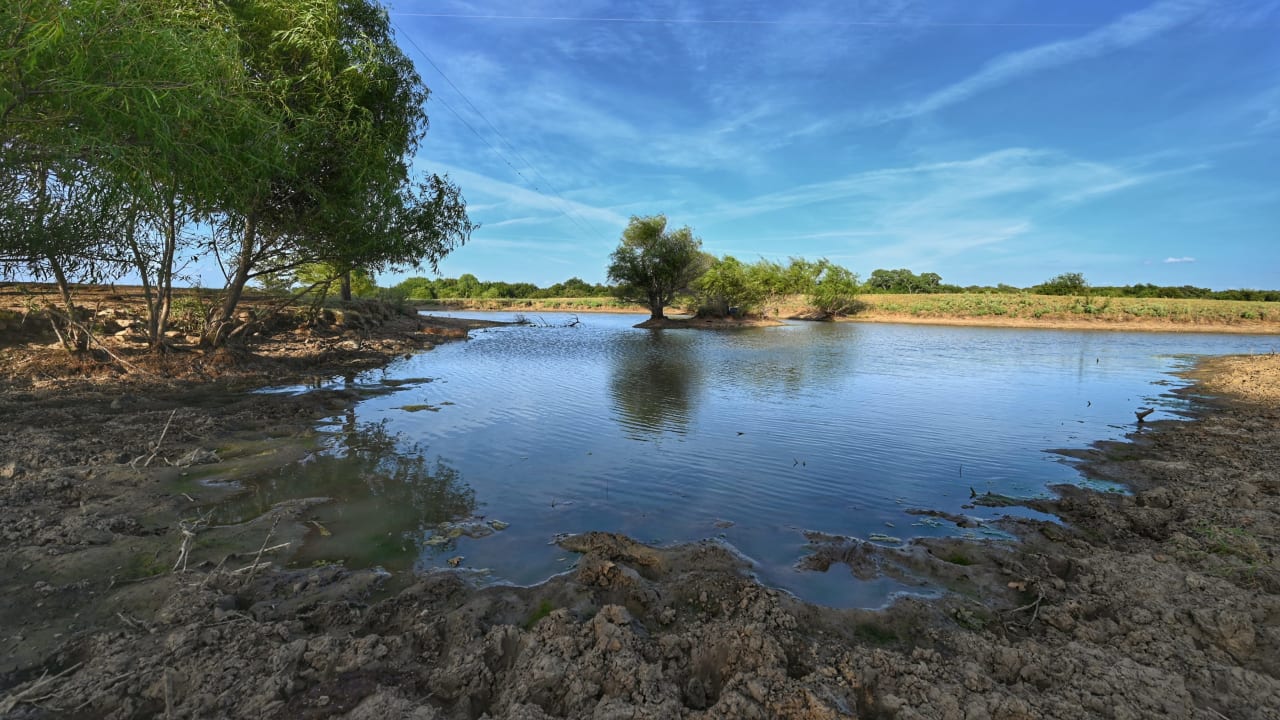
xmin=1 ymin=341 xmax=1278 ymax=717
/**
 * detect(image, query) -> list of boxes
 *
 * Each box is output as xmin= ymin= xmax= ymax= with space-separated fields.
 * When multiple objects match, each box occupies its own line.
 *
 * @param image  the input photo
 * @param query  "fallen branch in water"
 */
xmin=241 ymin=515 xmax=282 ymax=587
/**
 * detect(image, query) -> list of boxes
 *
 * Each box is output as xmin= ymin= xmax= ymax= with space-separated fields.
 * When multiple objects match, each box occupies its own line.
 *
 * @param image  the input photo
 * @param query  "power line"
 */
xmin=392 ymin=21 xmax=607 ymax=245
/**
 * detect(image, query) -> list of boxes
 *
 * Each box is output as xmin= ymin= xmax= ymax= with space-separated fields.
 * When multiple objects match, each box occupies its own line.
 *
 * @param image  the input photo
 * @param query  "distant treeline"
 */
xmin=862 ymin=268 xmax=1279 ymax=300
xmin=395 ymin=266 xmax=1278 ymax=302
xmin=393 ymin=275 xmax=613 ymax=300
xmin=1041 ymin=284 xmax=1280 ymax=302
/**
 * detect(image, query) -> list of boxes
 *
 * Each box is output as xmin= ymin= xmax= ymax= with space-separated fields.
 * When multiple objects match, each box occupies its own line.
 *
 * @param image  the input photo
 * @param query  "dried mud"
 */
xmin=1 ymin=303 xmax=1278 ymax=718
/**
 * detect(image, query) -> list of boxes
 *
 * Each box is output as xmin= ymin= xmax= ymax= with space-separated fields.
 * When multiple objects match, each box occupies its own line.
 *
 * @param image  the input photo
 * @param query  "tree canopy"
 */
xmin=606 ymin=215 xmax=706 ymax=320
xmin=0 ymin=0 xmax=472 ymax=350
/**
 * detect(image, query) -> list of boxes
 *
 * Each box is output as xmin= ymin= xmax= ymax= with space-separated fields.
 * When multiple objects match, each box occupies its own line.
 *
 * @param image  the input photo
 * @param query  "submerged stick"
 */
xmin=241 ymin=515 xmax=282 ymax=588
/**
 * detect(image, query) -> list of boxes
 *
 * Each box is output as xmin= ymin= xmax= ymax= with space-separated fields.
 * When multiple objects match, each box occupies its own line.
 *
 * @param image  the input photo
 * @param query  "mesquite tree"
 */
xmin=606 ymin=215 xmax=706 ymax=320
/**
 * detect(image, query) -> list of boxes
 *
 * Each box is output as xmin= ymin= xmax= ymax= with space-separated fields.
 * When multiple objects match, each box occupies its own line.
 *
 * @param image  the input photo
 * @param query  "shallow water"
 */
xmin=217 ymin=313 xmax=1277 ymax=606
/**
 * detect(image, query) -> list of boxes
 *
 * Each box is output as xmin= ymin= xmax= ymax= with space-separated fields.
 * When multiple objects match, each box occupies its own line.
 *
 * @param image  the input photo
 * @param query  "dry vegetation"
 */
xmin=853 ymin=293 xmax=1280 ymax=330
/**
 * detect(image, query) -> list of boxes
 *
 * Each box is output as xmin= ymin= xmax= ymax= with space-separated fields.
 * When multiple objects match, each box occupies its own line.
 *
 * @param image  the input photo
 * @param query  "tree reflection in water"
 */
xmin=216 ymin=419 xmax=476 ymax=571
xmin=608 ymin=330 xmax=703 ymax=439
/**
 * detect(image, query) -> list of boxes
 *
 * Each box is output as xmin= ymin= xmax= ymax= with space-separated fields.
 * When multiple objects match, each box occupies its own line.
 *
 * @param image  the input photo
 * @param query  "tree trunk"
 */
xmin=205 ymin=210 xmax=258 ymax=347
xmin=648 ymin=291 xmax=663 ymax=320
xmin=340 ymin=270 xmax=353 ymax=302
xmin=47 ymin=255 xmax=87 ymax=351
xmin=32 ymin=167 xmax=86 ymax=351
xmin=150 ymin=196 xmax=178 ymax=351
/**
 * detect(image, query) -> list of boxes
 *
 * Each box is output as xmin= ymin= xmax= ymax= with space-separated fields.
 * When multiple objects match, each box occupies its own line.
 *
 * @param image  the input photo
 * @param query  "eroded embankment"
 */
xmin=1 ymin=353 xmax=1278 ymax=719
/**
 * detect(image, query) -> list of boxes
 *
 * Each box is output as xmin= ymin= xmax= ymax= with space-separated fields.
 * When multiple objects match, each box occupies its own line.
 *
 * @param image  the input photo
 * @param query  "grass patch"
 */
xmin=523 ymin=599 xmax=555 ymax=629
xmin=942 ymin=552 xmax=974 ymax=566
xmin=1192 ymin=522 xmax=1266 ymax=563
xmin=398 ymin=404 xmax=439 ymax=412
xmin=855 ymin=293 xmax=1279 ymax=326
xmin=122 ymin=550 xmax=167 ymax=580
xmin=853 ymin=621 xmax=899 ymax=646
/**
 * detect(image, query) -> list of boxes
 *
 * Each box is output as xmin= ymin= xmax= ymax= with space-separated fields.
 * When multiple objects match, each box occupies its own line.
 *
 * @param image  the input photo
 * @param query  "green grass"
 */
xmin=123 ymin=550 xmax=168 ymax=580
xmin=1192 ymin=522 xmax=1266 ymax=563
xmin=857 ymin=293 xmax=1278 ymax=326
xmin=853 ymin=621 xmax=899 ymax=645
xmin=523 ymin=599 xmax=555 ymax=629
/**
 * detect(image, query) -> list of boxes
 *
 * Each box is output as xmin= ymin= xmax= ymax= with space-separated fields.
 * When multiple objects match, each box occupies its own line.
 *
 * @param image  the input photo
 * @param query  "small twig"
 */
xmin=232 ymin=561 xmax=272 ymax=576
xmin=116 ymin=611 xmax=150 ymax=633
xmin=198 ymin=612 xmax=253 ymax=629
xmin=67 ymin=670 xmax=136 ymax=713
xmin=0 ymin=662 xmax=84 ymax=715
xmin=241 ymin=515 xmax=281 ymax=587
xmin=141 ymin=410 xmax=178 ymax=467
xmin=1007 ymin=591 xmax=1045 ymax=627
xmin=163 ymin=668 xmax=174 ymax=720
xmin=172 ymin=512 xmax=210 ymax=573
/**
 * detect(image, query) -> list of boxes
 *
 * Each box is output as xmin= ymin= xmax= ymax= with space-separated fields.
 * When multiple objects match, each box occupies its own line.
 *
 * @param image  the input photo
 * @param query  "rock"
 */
xmin=0 ymin=461 xmax=18 ymax=480
xmin=488 ymin=519 xmax=510 ymax=531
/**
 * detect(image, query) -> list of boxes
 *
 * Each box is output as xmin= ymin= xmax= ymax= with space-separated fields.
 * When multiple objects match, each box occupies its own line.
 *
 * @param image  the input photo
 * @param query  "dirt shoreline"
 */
xmin=1 ymin=311 xmax=1278 ymax=717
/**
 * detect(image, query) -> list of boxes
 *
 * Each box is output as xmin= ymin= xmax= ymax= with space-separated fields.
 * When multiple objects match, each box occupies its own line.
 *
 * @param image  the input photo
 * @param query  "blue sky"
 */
xmin=386 ymin=0 xmax=1280 ymax=290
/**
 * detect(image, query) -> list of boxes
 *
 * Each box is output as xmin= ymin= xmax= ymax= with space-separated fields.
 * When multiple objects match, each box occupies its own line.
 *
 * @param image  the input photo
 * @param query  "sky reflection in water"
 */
xmin=229 ymin=314 xmax=1276 ymax=607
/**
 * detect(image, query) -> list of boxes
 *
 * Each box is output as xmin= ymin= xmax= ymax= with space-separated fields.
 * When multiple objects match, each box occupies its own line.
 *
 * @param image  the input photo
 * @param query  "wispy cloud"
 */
xmin=872 ymin=0 xmax=1212 ymax=123
xmin=433 ymin=163 xmax=628 ymax=231
xmin=704 ymin=147 xmax=1169 ymax=223
xmin=694 ymin=146 xmax=1200 ymax=273
xmin=1164 ymin=256 xmax=1197 ymax=263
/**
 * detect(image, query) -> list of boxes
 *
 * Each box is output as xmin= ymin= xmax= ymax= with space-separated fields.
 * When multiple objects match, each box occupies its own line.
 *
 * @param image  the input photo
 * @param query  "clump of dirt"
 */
xmin=1 ymin=298 xmax=1278 ymax=719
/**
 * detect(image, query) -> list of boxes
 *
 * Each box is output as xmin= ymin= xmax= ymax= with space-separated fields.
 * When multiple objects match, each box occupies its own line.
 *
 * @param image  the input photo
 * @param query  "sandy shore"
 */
xmin=1 ymin=312 xmax=1277 ymax=717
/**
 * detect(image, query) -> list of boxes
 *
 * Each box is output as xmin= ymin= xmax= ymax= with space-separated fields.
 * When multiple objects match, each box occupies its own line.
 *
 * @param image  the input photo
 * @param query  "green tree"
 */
xmin=606 ymin=215 xmax=706 ymax=320
xmin=808 ymin=260 xmax=861 ymax=318
xmin=694 ymin=255 xmax=767 ymax=317
xmin=0 ymin=162 xmax=132 ymax=349
xmin=202 ymin=0 xmax=472 ymax=344
xmin=1035 ymin=272 xmax=1089 ymax=296
xmin=394 ymin=276 xmax=437 ymax=300
xmin=2 ymin=0 xmax=270 ymax=349
xmin=865 ymin=268 xmax=944 ymax=294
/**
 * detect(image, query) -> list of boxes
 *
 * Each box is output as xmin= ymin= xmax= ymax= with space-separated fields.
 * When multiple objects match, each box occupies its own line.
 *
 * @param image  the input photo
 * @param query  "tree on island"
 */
xmin=606 ymin=215 xmax=706 ymax=320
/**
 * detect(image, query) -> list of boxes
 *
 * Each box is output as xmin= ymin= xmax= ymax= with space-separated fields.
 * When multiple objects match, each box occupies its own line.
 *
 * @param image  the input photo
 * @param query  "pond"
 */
xmin=215 ymin=313 xmax=1277 ymax=607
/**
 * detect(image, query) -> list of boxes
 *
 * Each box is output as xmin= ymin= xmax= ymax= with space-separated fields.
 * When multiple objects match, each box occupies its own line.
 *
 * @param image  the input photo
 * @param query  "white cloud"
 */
xmin=691 ymin=146 xmax=1201 ymax=272
xmin=1164 ymin=256 xmax=1197 ymax=263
